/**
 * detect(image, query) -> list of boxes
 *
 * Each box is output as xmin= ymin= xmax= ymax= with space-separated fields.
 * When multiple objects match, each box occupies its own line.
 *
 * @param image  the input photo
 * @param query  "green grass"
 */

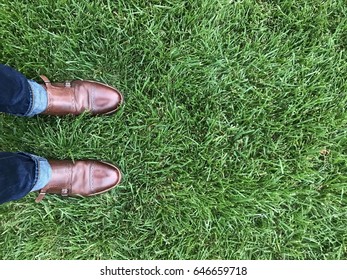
xmin=0 ymin=0 xmax=347 ymax=259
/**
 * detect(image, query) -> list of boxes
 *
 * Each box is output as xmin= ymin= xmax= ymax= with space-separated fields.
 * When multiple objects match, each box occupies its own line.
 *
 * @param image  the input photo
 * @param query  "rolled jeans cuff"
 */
xmin=24 ymin=153 xmax=52 ymax=192
xmin=26 ymin=80 xmax=48 ymax=116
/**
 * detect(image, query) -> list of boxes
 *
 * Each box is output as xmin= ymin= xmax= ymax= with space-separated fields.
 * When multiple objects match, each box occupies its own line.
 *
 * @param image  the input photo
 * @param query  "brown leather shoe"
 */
xmin=40 ymin=75 xmax=123 ymax=115
xmin=35 ymin=160 xmax=122 ymax=202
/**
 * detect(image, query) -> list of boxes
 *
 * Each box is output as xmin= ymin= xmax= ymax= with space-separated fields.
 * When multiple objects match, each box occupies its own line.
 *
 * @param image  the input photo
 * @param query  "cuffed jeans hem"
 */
xmin=24 ymin=153 xmax=52 ymax=192
xmin=26 ymin=80 xmax=48 ymax=116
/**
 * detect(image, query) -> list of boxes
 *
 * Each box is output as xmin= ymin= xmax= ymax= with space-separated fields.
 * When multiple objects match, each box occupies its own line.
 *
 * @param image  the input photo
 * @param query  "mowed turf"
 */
xmin=0 ymin=0 xmax=347 ymax=259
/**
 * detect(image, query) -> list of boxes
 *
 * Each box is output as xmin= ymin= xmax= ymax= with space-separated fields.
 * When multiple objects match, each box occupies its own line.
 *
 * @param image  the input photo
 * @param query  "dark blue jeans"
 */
xmin=0 ymin=64 xmax=33 ymax=116
xmin=0 ymin=65 xmax=34 ymax=203
xmin=0 ymin=65 xmax=50 ymax=204
xmin=0 ymin=152 xmax=37 ymax=204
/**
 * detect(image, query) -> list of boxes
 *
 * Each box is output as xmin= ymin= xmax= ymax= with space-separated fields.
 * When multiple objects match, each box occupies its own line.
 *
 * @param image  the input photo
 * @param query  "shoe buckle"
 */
xmin=61 ymin=188 xmax=69 ymax=196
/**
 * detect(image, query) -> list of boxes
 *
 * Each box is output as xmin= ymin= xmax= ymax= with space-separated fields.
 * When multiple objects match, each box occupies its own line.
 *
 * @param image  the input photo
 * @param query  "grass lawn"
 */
xmin=0 ymin=0 xmax=347 ymax=259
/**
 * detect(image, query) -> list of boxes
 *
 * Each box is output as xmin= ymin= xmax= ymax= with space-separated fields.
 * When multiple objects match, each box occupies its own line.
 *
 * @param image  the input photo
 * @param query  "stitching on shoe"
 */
xmin=68 ymin=164 xmax=72 ymax=194
xmin=90 ymin=163 xmax=95 ymax=192
xmin=90 ymin=84 xmax=95 ymax=112
xmin=42 ymin=77 xmax=53 ymax=113
xmin=46 ymin=87 xmax=52 ymax=112
xmin=72 ymin=85 xmax=76 ymax=113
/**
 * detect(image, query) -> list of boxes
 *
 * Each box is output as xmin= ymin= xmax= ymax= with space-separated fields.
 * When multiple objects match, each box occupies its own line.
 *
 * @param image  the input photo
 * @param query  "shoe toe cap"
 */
xmin=90 ymin=161 xmax=122 ymax=194
xmin=92 ymin=83 xmax=123 ymax=114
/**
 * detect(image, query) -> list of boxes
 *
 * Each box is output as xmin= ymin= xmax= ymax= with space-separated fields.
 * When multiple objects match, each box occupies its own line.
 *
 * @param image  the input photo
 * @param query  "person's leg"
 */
xmin=0 ymin=63 xmax=123 ymax=116
xmin=0 ymin=64 xmax=47 ymax=116
xmin=0 ymin=152 xmax=51 ymax=204
xmin=0 ymin=151 xmax=121 ymax=204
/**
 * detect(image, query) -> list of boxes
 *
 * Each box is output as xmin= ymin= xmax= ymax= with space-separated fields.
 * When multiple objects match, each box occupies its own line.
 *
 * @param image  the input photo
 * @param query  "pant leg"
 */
xmin=0 ymin=64 xmax=32 ymax=116
xmin=0 ymin=152 xmax=37 ymax=204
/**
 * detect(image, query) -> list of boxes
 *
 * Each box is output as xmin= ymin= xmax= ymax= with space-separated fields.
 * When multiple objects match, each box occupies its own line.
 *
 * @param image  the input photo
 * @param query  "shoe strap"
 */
xmin=35 ymin=187 xmax=70 ymax=202
xmin=35 ymin=191 xmax=46 ymax=203
xmin=40 ymin=75 xmax=51 ymax=84
xmin=40 ymin=75 xmax=72 ymax=89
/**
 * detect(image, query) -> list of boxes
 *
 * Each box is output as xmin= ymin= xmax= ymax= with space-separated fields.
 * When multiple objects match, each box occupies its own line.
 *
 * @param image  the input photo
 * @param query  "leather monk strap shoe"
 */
xmin=35 ymin=160 xmax=122 ymax=202
xmin=40 ymin=75 xmax=123 ymax=115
